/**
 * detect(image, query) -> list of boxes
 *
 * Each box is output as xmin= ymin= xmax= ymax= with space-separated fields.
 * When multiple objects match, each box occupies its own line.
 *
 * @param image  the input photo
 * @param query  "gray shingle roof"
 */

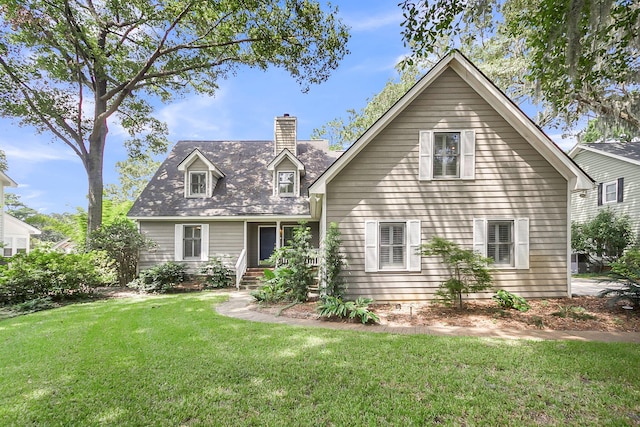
xmin=128 ymin=140 xmax=340 ymax=218
xmin=583 ymin=142 xmax=640 ymax=162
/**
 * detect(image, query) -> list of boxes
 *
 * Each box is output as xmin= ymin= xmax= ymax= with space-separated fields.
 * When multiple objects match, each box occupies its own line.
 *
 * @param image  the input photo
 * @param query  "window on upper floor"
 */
xmin=419 ymin=130 xmax=475 ymax=180
xmin=599 ymin=178 xmax=624 ymax=205
xmin=278 ymin=171 xmax=295 ymax=197
xmin=189 ymin=172 xmax=207 ymax=197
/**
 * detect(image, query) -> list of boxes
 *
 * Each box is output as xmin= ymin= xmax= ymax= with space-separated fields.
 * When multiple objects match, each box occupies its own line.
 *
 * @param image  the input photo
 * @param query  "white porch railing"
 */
xmin=234 ymin=248 xmax=247 ymax=290
xmin=277 ymin=248 xmax=320 ymax=267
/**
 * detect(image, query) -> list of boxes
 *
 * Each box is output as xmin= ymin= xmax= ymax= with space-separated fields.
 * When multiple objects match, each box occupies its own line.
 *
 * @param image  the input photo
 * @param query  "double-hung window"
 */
xmin=278 ymin=171 xmax=295 ymax=197
xmin=365 ymin=220 xmax=421 ymax=272
xmin=598 ymin=178 xmax=624 ymax=205
xmin=474 ymin=218 xmax=529 ymax=269
xmin=175 ymin=224 xmax=209 ymax=261
xmin=419 ymin=130 xmax=475 ymax=180
xmin=189 ymin=172 xmax=207 ymax=197
xmin=379 ymin=223 xmax=406 ymax=269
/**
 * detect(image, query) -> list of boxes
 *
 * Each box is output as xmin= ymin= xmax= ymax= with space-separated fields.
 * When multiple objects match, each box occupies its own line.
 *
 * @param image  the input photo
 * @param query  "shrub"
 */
xmin=316 ymin=296 xmax=380 ymax=324
xmin=128 ymin=262 xmax=188 ymax=293
xmin=269 ymin=222 xmax=315 ymax=302
xmin=200 ymin=256 xmax=234 ymax=289
xmin=572 ymin=209 xmax=634 ymax=272
xmin=599 ymin=248 xmax=640 ymax=308
xmin=0 ymin=249 xmax=115 ymax=305
xmin=90 ymin=218 xmax=155 ymax=286
xmin=251 ymin=268 xmax=293 ymax=303
xmin=492 ymin=290 xmax=531 ymax=312
xmin=421 ymin=237 xmax=493 ymax=308
xmin=320 ymin=222 xmax=346 ymax=298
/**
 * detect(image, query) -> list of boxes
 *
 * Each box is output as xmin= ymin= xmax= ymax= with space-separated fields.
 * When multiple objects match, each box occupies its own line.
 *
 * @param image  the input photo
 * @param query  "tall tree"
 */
xmin=0 ymin=0 xmax=349 ymax=234
xmin=312 ymin=65 xmax=422 ymax=148
xmin=105 ymin=156 xmax=160 ymax=204
xmin=400 ymin=0 xmax=640 ymax=132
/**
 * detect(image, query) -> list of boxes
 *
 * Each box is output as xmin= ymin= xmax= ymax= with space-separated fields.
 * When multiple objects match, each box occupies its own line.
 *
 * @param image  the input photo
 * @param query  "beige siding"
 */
xmin=326 ymin=68 xmax=569 ymax=302
xmin=571 ymin=150 xmax=640 ymax=238
xmin=274 ymin=117 xmax=297 ymax=155
xmin=139 ymin=221 xmax=244 ymax=272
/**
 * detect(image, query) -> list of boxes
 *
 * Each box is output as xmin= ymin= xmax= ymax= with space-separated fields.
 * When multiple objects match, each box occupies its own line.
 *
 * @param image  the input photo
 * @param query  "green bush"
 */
xmin=269 ymin=222 xmax=315 ymax=302
xmin=128 ymin=262 xmax=188 ymax=293
xmin=320 ymin=222 xmax=346 ymax=298
xmin=599 ymin=248 xmax=640 ymax=308
xmin=200 ymin=256 xmax=234 ymax=289
xmin=0 ymin=249 xmax=115 ymax=305
xmin=421 ymin=237 xmax=493 ymax=308
xmin=251 ymin=268 xmax=293 ymax=303
xmin=90 ymin=218 xmax=155 ymax=286
xmin=492 ymin=290 xmax=531 ymax=312
xmin=316 ymin=296 xmax=380 ymax=324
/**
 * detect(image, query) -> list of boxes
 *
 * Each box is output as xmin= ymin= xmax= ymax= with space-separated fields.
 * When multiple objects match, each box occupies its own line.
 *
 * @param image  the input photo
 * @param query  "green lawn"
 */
xmin=1 ymin=293 xmax=639 ymax=426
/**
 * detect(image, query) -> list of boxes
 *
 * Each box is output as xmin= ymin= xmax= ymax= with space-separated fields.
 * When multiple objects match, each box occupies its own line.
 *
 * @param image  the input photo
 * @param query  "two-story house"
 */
xmin=0 ymin=171 xmax=40 ymax=256
xmin=129 ymin=51 xmax=593 ymax=301
xmin=569 ymin=141 xmax=640 ymax=237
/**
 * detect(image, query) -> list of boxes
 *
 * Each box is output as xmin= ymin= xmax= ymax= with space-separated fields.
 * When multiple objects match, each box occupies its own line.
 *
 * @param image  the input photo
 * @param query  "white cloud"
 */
xmin=156 ymin=93 xmax=233 ymax=139
xmin=2 ymin=139 xmax=78 ymax=163
xmin=345 ymin=10 xmax=403 ymax=32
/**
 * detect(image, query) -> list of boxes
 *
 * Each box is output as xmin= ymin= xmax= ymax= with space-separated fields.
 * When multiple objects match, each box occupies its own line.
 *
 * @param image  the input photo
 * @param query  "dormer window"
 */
xmin=278 ymin=171 xmax=295 ymax=197
xmin=177 ymin=149 xmax=225 ymax=199
xmin=189 ymin=172 xmax=207 ymax=197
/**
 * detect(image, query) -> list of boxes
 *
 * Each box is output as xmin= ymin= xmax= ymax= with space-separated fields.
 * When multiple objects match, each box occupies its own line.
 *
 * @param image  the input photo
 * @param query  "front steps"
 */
xmin=238 ymin=267 xmax=269 ymax=290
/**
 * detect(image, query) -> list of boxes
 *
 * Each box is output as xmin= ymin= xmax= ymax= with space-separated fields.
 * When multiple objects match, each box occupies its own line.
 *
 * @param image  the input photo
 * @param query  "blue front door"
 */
xmin=259 ymin=227 xmax=277 ymax=263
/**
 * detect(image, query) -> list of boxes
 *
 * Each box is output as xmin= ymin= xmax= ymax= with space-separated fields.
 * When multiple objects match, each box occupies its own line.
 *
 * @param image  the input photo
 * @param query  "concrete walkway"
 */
xmin=216 ymin=291 xmax=640 ymax=344
xmin=571 ymin=277 xmax=623 ymax=296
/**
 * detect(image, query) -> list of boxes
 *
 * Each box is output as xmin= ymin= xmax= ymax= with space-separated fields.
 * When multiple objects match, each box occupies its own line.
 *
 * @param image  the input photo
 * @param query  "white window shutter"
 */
xmin=515 ymin=218 xmax=529 ymax=269
xmin=419 ymin=131 xmax=433 ymax=181
xmin=200 ymin=224 xmax=210 ymax=261
xmin=473 ymin=218 xmax=486 ymax=256
xmin=364 ymin=220 xmax=378 ymax=272
xmin=460 ymin=130 xmax=476 ymax=180
xmin=174 ymin=224 xmax=184 ymax=261
xmin=407 ymin=220 xmax=421 ymax=272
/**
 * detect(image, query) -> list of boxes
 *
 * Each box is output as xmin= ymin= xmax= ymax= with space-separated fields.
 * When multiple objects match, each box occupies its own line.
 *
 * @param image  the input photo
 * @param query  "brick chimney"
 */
xmin=274 ymin=114 xmax=297 ymax=156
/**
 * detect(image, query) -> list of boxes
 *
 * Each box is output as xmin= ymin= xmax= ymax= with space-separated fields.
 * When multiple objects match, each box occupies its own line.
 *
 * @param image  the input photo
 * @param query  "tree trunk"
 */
xmin=86 ymin=120 xmax=107 ymax=237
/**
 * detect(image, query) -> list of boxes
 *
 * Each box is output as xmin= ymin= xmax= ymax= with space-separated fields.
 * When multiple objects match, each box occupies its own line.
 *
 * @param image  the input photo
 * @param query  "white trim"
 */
xmin=276 ymin=170 xmax=297 ymax=197
xmin=187 ymin=170 xmax=208 ymax=198
xmin=0 ymin=171 xmax=18 ymax=187
xmin=175 ymin=223 xmax=208 ymax=262
xmin=309 ymin=50 xmax=592 ymax=195
xmin=266 ymin=148 xmax=306 ymax=175
xmin=602 ymin=179 xmax=619 ymax=204
xmin=129 ymin=214 xmax=313 ymax=221
xmin=569 ymin=144 xmax=640 ymax=167
xmin=365 ymin=219 xmax=421 ymax=273
xmin=177 ymin=148 xmax=225 ymax=177
xmin=474 ymin=217 xmax=529 ymax=270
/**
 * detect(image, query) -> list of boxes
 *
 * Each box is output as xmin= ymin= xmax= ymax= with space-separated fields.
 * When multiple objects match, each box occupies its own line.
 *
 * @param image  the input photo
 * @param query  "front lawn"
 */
xmin=1 ymin=293 xmax=639 ymax=426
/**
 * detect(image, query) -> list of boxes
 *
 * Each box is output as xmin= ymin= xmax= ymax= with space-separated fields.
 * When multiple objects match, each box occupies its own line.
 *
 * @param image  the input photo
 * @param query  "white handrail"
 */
xmin=234 ymin=248 xmax=247 ymax=290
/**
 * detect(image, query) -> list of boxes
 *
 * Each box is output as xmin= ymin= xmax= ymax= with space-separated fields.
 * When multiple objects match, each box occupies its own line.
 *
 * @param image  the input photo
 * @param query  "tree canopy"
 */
xmin=0 ymin=0 xmax=350 ymax=234
xmin=400 ymin=0 xmax=640 ymax=133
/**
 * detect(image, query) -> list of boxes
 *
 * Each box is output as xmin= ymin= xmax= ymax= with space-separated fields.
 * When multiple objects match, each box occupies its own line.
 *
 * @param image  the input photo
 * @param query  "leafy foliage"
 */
xmin=89 ymin=218 xmax=155 ymax=286
xmin=0 ymin=0 xmax=350 ymax=233
xmin=0 ymin=249 xmax=114 ymax=305
xmin=599 ymin=248 xmax=640 ymax=308
xmin=316 ymin=296 xmax=380 ymax=324
xmin=492 ymin=290 xmax=531 ymax=312
xmin=200 ymin=256 xmax=234 ymax=289
xmin=128 ymin=262 xmax=188 ymax=294
xmin=421 ymin=237 xmax=493 ymax=308
xmin=319 ymin=222 xmax=346 ymax=298
xmin=571 ymin=209 xmax=633 ymax=271
xmin=399 ymin=0 xmax=640 ymax=132
xmin=251 ymin=268 xmax=293 ymax=303
xmin=269 ymin=222 xmax=316 ymax=302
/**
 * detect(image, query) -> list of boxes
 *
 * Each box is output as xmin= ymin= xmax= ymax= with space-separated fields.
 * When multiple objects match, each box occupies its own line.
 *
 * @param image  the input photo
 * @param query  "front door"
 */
xmin=258 ymin=226 xmax=277 ymax=263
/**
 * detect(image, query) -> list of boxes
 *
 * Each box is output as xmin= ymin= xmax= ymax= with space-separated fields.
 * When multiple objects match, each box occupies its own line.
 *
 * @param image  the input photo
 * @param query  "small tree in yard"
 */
xmin=268 ymin=222 xmax=315 ymax=302
xmin=421 ymin=237 xmax=493 ymax=309
xmin=320 ymin=222 xmax=346 ymax=298
xmin=572 ymin=209 xmax=634 ymax=272
xmin=90 ymin=218 xmax=155 ymax=286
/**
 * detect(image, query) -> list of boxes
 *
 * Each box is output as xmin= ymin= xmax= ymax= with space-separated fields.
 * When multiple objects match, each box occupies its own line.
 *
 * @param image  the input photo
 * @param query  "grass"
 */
xmin=1 ymin=293 xmax=639 ymax=426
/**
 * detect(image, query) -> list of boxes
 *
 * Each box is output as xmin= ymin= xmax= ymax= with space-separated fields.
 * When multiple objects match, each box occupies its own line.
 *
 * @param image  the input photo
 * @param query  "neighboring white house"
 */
xmin=3 ymin=213 xmax=41 ymax=256
xmin=0 ymin=170 xmax=40 ymax=256
xmin=0 ymin=170 xmax=18 ymax=247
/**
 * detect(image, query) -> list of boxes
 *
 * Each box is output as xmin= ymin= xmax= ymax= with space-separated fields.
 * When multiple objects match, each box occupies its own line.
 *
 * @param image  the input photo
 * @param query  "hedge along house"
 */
xmin=129 ymin=51 xmax=593 ymax=301
xmin=309 ymin=51 xmax=592 ymax=301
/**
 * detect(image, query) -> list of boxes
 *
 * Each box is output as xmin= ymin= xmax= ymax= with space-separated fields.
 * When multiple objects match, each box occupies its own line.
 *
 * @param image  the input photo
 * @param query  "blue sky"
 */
xmin=0 ymin=1 xmax=575 ymax=215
